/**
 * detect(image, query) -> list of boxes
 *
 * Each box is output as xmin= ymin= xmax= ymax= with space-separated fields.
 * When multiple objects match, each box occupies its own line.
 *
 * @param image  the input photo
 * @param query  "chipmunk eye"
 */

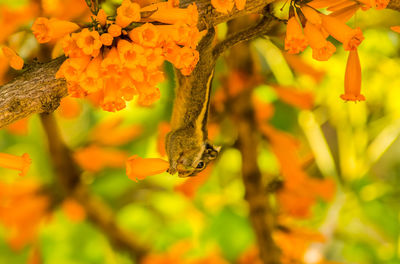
xmin=196 ymin=161 xmax=205 ymax=169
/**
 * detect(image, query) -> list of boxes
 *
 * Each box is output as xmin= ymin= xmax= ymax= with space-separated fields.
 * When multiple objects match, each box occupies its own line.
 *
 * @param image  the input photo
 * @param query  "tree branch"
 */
xmin=0 ymin=57 xmax=66 ymax=128
xmin=223 ymin=17 xmax=281 ymax=264
xmin=212 ymin=10 xmax=276 ymax=59
xmin=388 ymin=0 xmax=400 ymax=11
xmin=39 ymin=113 xmax=149 ymax=261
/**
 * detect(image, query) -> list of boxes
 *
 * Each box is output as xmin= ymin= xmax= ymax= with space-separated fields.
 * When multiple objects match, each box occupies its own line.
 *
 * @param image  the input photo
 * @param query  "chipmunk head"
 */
xmin=168 ymin=141 xmax=221 ymax=178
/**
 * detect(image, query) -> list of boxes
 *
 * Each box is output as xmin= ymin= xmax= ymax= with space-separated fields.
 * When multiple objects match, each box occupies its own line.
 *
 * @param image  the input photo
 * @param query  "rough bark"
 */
xmin=0 ymin=57 xmax=66 ymax=128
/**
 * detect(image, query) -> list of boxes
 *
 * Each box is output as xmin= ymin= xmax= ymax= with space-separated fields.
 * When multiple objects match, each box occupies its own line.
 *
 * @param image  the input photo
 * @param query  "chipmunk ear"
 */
xmin=205 ymin=143 xmax=221 ymax=160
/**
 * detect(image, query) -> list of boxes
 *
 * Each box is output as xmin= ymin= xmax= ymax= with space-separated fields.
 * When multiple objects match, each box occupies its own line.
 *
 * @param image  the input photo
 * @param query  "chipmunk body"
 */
xmin=166 ymin=28 xmax=220 ymax=177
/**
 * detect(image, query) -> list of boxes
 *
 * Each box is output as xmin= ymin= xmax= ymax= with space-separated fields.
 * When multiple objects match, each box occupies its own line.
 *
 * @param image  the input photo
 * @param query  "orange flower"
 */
xmin=32 ymin=17 xmax=80 ymax=43
xmin=330 ymin=4 xmax=359 ymax=22
xmin=321 ymin=14 xmax=364 ymax=51
xmin=283 ymin=53 xmax=325 ymax=83
xmin=272 ymin=85 xmax=315 ymax=110
xmin=76 ymin=28 xmax=102 ymax=57
xmin=6 ymin=118 xmax=29 ymax=135
xmin=327 ymin=0 xmax=355 ymax=11
xmin=90 ymin=116 xmax=143 ymax=146
xmin=101 ymin=47 xmax=122 ymax=76
xmin=108 ymin=24 xmax=122 ymax=37
xmin=116 ymin=0 xmax=141 ymax=28
xmin=96 ymin=9 xmax=107 ymax=26
xmin=285 ymin=17 xmax=308 ymax=54
xmin=0 ymin=181 xmax=49 ymax=250
xmin=102 ymin=77 xmax=127 ymax=112
xmin=1 ymin=46 xmax=24 ymax=70
xmin=100 ymin=33 xmax=113 ymax=46
xmin=126 ymin=155 xmax=169 ymax=181
xmin=56 ymin=56 xmax=91 ymax=81
xmin=308 ymin=0 xmax=338 ymax=9
xmin=303 ymin=22 xmax=336 ymax=61
xmin=164 ymin=43 xmax=199 ymax=75
xmin=301 ymin=5 xmax=322 ymax=25
xmin=144 ymin=47 xmax=164 ymax=70
xmin=143 ymin=2 xmax=198 ymax=26
xmin=62 ymin=33 xmax=84 ymax=58
xmin=57 ymin=96 xmax=81 ymax=118
xmin=391 ymin=26 xmax=400 ymax=33
xmin=234 ymin=0 xmax=246 ymax=10
xmin=117 ymin=39 xmax=146 ymax=68
xmin=61 ymin=198 xmax=86 ymax=222
xmin=136 ymin=85 xmax=161 ymax=106
xmin=0 ymin=152 xmax=31 ymax=176
xmin=128 ymin=23 xmax=160 ymax=47
xmin=74 ymin=144 xmax=128 ymax=172
xmin=211 ymin=0 xmax=234 ymax=14
xmin=341 ymin=49 xmax=365 ymax=101
xmin=80 ymin=55 xmax=104 ymax=93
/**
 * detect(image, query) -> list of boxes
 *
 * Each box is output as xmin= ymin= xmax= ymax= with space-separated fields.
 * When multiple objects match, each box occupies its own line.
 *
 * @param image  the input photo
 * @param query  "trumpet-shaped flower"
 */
xmin=0 ymin=152 xmax=31 ymax=176
xmin=129 ymin=23 xmax=160 ymax=47
xmin=304 ymin=22 xmax=336 ymax=61
xmin=211 ymin=0 xmax=234 ymax=14
xmin=76 ymin=28 xmax=102 ymax=57
xmin=117 ymin=39 xmax=146 ymax=68
xmin=1 ymin=47 xmax=24 ymax=70
xmin=341 ymin=49 xmax=365 ymax=101
xmin=116 ymin=0 xmax=141 ymax=28
xmin=96 ymin=9 xmax=107 ymax=26
xmin=285 ymin=17 xmax=308 ymax=54
xmin=143 ymin=2 xmax=198 ymax=26
xmin=321 ymin=14 xmax=364 ymax=51
xmin=100 ymin=33 xmax=113 ymax=46
xmin=32 ymin=17 xmax=80 ymax=43
xmin=108 ymin=24 xmax=122 ymax=37
xmin=126 ymin=155 xmax=169 ymax=182
xmin=301 ymin=5 xmax=322 ymax=25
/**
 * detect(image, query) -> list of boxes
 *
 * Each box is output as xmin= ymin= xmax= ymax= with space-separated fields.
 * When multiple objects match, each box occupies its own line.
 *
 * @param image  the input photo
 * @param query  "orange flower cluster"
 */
xmin=0 ymin=181 xmax=49 ymax=250
xmin=285 ymin=0 xmax=388 ymax=101
xmin=32 ymin=0 xmax=200 ymax=112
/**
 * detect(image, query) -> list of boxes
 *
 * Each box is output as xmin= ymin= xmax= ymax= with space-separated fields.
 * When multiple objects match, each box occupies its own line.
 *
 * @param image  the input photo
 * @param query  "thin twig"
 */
xmin=39 ymin=113 xmax=149 ymax=261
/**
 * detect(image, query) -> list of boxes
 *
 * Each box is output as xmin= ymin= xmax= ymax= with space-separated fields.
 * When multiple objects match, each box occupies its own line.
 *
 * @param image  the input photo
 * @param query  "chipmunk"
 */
xmin=166 ymin=28 xmax=220 ymax=177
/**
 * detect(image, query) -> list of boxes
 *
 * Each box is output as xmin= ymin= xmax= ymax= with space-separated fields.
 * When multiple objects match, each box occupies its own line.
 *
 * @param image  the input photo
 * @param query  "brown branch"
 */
xmin=212 ymin=9 xmax=276 ymax=59
xmin=39 ymin=113 xmax=148 ymax=261
xmin=0 ymin=57 xmax=67 ymax=128
xmin=229 ymin=90 xmax=281 ymax=264
xmin=388 ymin=0 xmax=400 ymax=11
xmin=223 ymin=17 xmax=280 ymax=264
